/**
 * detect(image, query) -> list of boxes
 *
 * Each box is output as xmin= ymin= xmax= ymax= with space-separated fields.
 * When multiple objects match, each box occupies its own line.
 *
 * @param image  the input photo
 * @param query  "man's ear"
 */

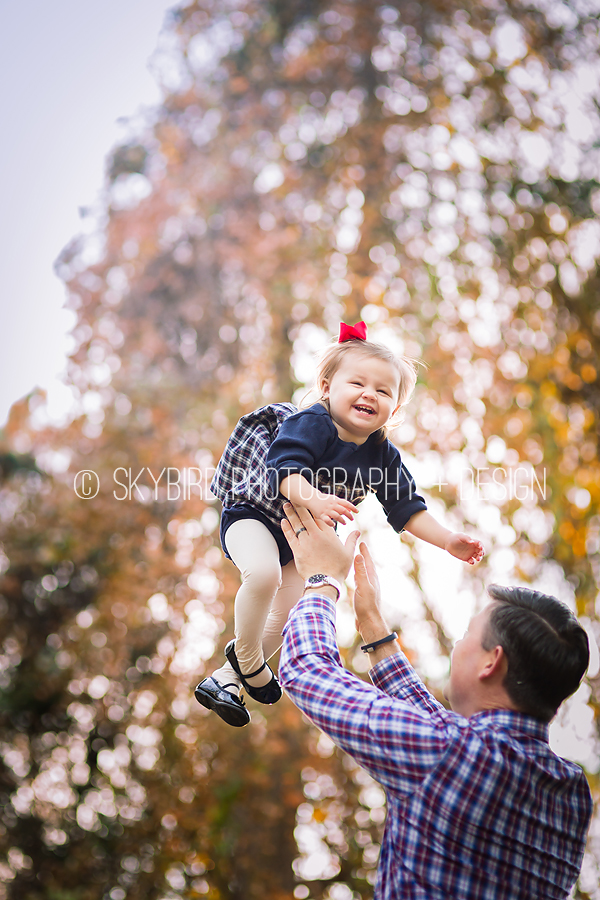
xmin=479 ymin=645 xmax=507 ymax=682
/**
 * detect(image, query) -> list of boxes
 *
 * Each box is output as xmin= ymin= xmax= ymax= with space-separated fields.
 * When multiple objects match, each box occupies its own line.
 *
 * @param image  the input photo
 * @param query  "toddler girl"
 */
xmin=195 ymin=322 xmax=483 ymax=726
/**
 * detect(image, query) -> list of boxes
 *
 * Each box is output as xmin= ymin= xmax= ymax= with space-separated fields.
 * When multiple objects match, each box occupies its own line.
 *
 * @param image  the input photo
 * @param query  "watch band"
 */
xmin=303 ymin=574 xmax=342 ymax=599
xmin=360 ymin=632 xmax=398 ymax=653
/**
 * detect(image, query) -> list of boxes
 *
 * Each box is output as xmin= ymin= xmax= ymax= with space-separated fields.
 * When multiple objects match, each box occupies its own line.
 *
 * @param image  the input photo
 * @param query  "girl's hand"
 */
xmin=445 ymin=532 xmax=484 ymax=565
xmin=306 ymin=492 xmax=359 ymax=527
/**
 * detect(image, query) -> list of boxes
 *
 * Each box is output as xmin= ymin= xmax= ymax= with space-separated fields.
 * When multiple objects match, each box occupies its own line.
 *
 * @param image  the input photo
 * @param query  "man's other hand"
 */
xmin=353 ymin=542 xmax=390 ymax=642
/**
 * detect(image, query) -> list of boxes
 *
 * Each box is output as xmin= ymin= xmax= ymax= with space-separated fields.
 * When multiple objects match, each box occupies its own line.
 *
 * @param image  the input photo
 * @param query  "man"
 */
xmin=278 ymin=503 xmax=592 ymax=900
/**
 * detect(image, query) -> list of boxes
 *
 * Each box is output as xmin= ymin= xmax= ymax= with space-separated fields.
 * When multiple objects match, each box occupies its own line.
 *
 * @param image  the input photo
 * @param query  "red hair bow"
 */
xmin=339 ymin=321 xmax=367 ymax=343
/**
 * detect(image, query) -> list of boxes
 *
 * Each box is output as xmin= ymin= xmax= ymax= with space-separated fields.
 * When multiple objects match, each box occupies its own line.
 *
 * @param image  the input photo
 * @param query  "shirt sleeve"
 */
xmin=374 ymin=442 xmax=427 ymax=532
xmin=369 ymin=654 xmax=446 ymax=716
xmin=266 ymin=409 xmax=336 ymax=497
xmin=279 ymin=593 xmax=452 ymax=795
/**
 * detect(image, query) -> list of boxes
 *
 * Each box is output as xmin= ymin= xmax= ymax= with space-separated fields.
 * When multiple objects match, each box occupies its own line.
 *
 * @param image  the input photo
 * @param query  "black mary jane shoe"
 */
xmin=194 ymin=676 xmax=250 ymax=727
xmin=224 ymin=640 xmax=283 ymax=705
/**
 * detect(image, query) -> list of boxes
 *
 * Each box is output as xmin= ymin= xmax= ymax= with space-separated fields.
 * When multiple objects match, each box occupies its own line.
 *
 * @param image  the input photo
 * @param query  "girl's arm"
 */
xmin=404 ymin=510 xmax=484 ymax=565
xmin=268 ymin=408 xmax=357 ymax=526
xmin=279 ymin=473 xmax=358 ymax=527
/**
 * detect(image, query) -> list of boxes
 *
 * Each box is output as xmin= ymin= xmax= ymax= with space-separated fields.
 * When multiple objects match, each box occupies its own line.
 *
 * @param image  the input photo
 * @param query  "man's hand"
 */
xmin=281 ymin=503 xmax=360 ymax=584
xmin=445 ymin=532 xmax=484 ymax=566
xmin=353 ymin=542 xmax=390 ymax=643
xmin=305 ymin=491 xmax=358 ymax=527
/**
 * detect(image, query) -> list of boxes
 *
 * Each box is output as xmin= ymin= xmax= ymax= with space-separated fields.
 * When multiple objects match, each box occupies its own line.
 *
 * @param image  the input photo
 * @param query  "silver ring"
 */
xmin=295 ymin=527 xmax=307 ymax=536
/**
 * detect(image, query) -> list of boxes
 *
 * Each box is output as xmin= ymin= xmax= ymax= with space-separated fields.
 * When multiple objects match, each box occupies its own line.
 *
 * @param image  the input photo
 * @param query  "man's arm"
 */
xmin=351 ymin=542 xmax=445 ymax=714
xmin=280 ymin=590 xmax=447 ymax=793
xmin=280 ymin=505 xmax=449 ymax=791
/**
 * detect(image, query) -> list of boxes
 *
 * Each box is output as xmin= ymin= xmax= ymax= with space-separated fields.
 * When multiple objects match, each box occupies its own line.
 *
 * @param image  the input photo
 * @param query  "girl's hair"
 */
xmin=304 ymin=338 xmax=419 ymax=442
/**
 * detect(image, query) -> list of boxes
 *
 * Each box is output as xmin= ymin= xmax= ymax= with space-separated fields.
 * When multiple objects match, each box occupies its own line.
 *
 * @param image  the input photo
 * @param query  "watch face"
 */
xmin=308 ymin=575 xmax=325 ymax=584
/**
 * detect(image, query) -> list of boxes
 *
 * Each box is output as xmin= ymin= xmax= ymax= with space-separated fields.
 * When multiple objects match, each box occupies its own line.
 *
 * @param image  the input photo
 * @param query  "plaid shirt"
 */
xmin=210 ymin=403 xmax=297 ymax=527
xmin=280 ymin=594 xmax=593 ymax=900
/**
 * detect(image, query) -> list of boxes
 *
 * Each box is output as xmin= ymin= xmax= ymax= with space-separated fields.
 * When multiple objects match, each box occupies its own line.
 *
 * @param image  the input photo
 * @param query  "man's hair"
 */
xmin=484 ymin=584 xmax=589 ymax=722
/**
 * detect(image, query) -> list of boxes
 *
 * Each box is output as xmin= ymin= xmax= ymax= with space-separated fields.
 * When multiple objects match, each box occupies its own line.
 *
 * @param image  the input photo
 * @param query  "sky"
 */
xmin=0 ymin=0 xmax=179 ymax=428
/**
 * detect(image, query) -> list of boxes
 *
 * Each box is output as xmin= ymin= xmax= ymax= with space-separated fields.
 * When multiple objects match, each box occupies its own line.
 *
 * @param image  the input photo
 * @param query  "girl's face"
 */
xmin=321 ymin=353 xmax=401 ymax=444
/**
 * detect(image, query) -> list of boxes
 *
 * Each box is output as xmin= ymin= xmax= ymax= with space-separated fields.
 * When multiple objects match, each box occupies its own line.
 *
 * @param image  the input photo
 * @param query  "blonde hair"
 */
xmin=304 ymin=339 xmax=419 ymax=442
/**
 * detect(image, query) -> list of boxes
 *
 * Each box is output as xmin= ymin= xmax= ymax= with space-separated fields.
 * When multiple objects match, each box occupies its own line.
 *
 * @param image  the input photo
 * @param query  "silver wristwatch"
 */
xmin=303 ymin=574 xmax=342 ymax=599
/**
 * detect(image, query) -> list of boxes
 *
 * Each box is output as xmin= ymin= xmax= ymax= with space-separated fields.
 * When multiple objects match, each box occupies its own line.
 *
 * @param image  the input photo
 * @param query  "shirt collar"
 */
xmin=470 ymin=708 xmax=549 ymax=743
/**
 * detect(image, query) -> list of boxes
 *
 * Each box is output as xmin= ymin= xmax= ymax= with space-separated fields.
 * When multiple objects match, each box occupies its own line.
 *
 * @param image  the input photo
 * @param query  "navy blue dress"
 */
xmin=218 ymin=403 xmax=427 ymax=566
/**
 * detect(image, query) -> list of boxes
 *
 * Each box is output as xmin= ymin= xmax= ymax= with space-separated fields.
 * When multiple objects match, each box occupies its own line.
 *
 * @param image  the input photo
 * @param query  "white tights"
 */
xmin=211 ymin=518 xmax=304 ymax=695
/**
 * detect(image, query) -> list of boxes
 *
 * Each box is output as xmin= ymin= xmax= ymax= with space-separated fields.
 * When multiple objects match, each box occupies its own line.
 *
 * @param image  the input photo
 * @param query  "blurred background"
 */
xmin=0 ymin=1 xmax=599 ymax=898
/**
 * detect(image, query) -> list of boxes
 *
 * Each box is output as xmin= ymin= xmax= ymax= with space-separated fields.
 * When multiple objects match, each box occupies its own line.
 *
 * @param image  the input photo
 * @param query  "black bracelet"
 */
xmin=360 ymin=632 xmax=398 ymax=653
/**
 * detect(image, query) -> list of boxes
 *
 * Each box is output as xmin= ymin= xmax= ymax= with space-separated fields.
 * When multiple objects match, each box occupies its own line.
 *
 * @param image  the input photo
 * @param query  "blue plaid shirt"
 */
xmin=210 ymin=403 xmax=297 ymax=527
xmin=280 ymin=594 xmax=593 ymax=900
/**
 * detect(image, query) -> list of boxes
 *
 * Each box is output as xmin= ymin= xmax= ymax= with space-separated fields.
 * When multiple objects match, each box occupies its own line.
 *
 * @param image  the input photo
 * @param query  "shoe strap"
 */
xmin=225 ymin=641 xmax=269 ymax=682
xmin=220 ymin=683 xmax=245 ymax=705
xmin=241 ymin=660 xmax=267 ymax=679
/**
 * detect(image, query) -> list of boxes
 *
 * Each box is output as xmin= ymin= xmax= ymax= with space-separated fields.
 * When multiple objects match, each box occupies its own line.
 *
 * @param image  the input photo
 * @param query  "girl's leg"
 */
xmin=211 ymin=519 xmax=282 ymax=694
xmin=262 ymin=560 xmax=305 ymax=662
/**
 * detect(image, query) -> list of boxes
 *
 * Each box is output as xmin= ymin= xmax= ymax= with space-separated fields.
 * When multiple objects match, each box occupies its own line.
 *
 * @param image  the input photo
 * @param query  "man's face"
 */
xmin=445 ymin=603 xmax=496 ymax=718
